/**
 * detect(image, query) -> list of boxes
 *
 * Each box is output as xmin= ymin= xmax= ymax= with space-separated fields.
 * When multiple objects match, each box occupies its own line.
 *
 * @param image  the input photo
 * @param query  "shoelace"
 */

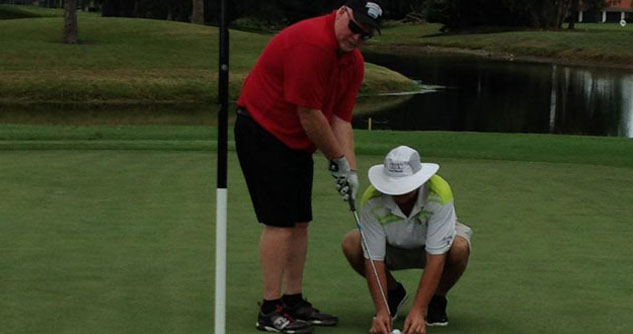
xmin=257 ymin=302 xmax=298 ymax=323
xmin=276 ymin=305 xmax=297 ymax=322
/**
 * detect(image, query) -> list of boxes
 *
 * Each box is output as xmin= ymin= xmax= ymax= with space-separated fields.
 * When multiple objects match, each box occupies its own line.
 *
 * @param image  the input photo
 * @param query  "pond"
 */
xmin=357 ymin=52 xmax=633 ymax=138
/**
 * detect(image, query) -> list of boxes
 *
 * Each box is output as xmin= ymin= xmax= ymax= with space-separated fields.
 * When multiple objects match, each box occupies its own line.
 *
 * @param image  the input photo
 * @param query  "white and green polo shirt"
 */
xmin=359 ymin=175 xmax=457 ymax=261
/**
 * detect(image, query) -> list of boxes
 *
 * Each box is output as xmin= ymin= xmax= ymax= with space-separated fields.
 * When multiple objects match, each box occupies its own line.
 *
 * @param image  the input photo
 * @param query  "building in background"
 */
xmin=578 ymin=0 xmax=632 ymax=23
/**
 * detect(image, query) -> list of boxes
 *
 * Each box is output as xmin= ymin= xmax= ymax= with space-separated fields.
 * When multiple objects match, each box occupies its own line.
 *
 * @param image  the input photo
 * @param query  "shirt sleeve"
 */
xmin=425 ymin=201 xmax=457 ymax=255
xmin=283 ymin=44 xmax=333 ymax=110
xmin=359 ymin=203 xmax=387 ymax=261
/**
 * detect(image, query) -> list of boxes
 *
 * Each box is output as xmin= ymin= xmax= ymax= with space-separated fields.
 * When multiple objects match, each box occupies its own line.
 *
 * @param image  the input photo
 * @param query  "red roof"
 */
xmin=606 ymin=0 xmax=632 ymax=10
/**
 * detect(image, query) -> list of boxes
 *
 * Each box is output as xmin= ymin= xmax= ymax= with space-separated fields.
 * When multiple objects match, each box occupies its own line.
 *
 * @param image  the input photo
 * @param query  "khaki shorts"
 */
xmin=385 ymin=222 xmax=473 ymax=271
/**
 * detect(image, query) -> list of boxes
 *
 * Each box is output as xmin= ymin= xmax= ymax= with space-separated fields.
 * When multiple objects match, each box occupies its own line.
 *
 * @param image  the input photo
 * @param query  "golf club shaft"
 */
xmin=349 ymin=200 xmax=391 ymax=317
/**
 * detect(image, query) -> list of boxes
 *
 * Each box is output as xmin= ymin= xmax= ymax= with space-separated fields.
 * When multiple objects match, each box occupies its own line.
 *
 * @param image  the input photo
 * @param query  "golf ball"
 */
xmin=391 ymin=330 xmax=401 ymax=334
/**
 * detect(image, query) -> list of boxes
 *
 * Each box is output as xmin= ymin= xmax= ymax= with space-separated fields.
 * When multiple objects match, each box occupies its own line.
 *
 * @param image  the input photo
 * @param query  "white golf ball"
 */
xmin=391 ymin=330 xmax=401 ymax=334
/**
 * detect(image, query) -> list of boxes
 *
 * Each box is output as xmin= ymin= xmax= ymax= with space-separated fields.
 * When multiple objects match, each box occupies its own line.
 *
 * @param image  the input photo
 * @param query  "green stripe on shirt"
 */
xmin=361 ymin=185 xmax=382 ymax=207
xmin=427 ymin=175 xmax=454 ymax=205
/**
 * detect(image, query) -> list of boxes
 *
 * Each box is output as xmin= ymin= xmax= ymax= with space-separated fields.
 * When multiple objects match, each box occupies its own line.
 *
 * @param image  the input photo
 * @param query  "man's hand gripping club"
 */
xmin=328 ymin=156 xmax=358 ymax=202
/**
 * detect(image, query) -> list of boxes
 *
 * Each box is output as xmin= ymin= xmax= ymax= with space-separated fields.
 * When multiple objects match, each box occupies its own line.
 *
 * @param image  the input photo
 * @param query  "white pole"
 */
xmin=214 ymin=189 xmax=227 ymax=334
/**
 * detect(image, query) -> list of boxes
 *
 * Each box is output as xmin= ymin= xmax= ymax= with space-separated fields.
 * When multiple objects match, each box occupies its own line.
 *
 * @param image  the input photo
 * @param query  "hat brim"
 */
xmin=368 ymin=163 xmax=439 ymax=195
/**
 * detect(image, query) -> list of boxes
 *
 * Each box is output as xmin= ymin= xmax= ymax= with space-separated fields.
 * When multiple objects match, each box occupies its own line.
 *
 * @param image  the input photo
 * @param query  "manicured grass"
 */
xmin=0 ymin=8 xmax=418 ymax=108
xmin=2 ymin=125 xmax=632 ymax=168
xmin=1 ymin=128 xmax=632 ymax=333
xmin=370 ymin=22 xmax=633 ymax=67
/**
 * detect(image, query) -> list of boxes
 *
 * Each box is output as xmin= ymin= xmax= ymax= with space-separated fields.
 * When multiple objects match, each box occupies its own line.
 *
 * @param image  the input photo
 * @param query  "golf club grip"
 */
xmin=348 ymin=198 xmax=356 ymax=211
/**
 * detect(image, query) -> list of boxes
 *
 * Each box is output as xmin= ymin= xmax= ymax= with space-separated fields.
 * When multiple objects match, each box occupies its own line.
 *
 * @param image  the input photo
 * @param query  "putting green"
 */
xmin=1 ymin=147 xmax=632 ymax=333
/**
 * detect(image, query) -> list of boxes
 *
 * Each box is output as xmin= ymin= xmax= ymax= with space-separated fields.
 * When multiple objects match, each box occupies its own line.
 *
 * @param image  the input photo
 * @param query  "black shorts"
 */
xmin=234 ymin=109 xmax=313 ymax=227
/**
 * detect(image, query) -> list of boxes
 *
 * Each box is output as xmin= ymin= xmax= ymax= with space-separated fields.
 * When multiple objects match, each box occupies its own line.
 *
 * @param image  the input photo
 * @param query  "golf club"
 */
xmin=348 ymin=198 xmax=392 ymax=323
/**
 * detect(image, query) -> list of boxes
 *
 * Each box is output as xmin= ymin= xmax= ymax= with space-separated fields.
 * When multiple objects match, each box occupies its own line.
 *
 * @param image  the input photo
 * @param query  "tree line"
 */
xmin=33 ymin=0 xmax=618 ymax=40
xmin=93 ymin=0 xmax=426 ymax=24
xmin=92 ymin=0 xmax=613 ymax=29
xmin=426 ymin=0 xmax=610 ymax=29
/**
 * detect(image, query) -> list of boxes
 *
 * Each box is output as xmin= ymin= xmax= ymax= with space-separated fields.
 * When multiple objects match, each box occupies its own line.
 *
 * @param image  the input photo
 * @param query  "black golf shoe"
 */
xmin=425 ymin=294 xmax=448 ymax=326
xmin=284 ymin=299 xmax=338 ymax=326
xmin=256 ymin=305 xmax=314 ymax=333
xmin=388 ymin=282 xmax=409 ymax=320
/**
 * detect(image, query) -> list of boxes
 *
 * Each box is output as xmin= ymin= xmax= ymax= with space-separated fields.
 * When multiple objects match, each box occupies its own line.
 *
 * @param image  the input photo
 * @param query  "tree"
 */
xmin=102 ymin=0 xmax=137 ymax=17
xmin=427 ymin=0 xmax=608 ymax=30
xmin=568 ymin=0 xmax=580 ymax=29
xmin=523 ymin=0 xmax=571 ymax=28
xmin=191 ymin=0 xmax=204 ymax=24
xmin=63 ymin=0 xmax=79 ymax=44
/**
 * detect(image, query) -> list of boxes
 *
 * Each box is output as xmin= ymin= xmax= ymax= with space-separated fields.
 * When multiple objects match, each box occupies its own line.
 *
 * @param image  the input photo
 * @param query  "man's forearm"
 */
xmin=297 ymin=107 xmax=344 ymax=159
xmin=411 ymin=253 xmax=446 ymax=313
xmin=331 ymin=115 xmax=356 ymax=170
xmin=365 ymin=259 xmax=390 ymax=315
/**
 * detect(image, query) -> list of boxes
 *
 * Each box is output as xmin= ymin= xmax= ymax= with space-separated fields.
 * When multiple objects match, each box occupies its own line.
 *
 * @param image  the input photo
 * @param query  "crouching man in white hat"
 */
xmin=342 ymin=146 xmax=472 ymax=334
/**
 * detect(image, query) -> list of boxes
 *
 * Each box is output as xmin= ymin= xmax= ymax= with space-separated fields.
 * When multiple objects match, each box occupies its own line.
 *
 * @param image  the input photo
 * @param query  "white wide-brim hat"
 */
xmin=368 ymin=146 xmax=439 ymax=195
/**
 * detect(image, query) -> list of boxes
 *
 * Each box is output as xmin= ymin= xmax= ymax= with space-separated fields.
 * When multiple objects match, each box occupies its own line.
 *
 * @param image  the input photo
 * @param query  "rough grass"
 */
xmin=0 ymin=4 xmax=69 ymax=19
xmin=370 ymin=22 xmax=633 ymax=67
xmin=0 ymin=12 xmax=418 ymax=108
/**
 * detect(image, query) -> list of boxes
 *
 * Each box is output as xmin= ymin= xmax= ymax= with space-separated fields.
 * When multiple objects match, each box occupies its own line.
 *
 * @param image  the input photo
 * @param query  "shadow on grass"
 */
xmin=0 ymin=94 xmax=413 ymax=126
xmin=0 ymin=102 xmax=225 ymax=125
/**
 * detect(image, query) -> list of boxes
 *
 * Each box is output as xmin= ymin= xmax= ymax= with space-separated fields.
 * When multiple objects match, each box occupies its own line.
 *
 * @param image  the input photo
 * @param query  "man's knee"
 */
xmin=263 ymin=225 xmax=294 ymax=237
xmin=448 ymin=236 xmax=470 ymax=265
xmin=341 ymin=230 xmax=361 ymax=257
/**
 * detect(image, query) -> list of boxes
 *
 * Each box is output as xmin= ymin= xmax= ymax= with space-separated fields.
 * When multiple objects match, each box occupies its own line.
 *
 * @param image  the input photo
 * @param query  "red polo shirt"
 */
xmin=237 ymin=11 xmax=364 ymax=153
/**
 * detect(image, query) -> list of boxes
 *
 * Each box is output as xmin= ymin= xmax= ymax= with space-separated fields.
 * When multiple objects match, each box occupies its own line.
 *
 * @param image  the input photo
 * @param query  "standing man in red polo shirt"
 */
xmin=234 ymin=1 xmax=383 ymax=333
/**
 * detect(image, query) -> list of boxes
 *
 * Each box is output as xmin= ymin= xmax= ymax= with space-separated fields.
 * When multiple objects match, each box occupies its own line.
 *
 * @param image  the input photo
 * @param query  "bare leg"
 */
xmin=341 ymin=230 xmax=398 ymax=289
xmin=284 ymin=222 xmax=309 ymax=295
xmin=260 ymin=225 xmax=294 ymax=300
xmin=435 ymin=236 xmax=470 ymax=296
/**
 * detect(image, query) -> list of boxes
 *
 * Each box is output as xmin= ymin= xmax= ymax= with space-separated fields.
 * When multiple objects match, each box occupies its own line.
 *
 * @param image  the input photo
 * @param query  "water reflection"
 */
xmin=360 ymin=53 xmax=633 ymax=138
xmin=619 ymin=76 xmax=633 ymax=137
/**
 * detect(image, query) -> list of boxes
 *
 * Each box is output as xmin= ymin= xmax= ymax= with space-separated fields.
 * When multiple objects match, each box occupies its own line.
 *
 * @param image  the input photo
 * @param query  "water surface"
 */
xmin=358 ymin=53 xmax=633 ymax=138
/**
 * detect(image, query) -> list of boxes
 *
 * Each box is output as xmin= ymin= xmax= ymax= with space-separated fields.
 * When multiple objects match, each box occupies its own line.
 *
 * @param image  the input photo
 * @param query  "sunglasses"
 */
xmin=347 ymin=14 xmax=373 ymax=40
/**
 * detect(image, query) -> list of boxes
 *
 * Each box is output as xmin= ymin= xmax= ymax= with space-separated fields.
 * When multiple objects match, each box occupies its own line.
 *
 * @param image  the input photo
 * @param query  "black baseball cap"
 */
xmin=345 ymin=0 xmax=384 ymax=34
